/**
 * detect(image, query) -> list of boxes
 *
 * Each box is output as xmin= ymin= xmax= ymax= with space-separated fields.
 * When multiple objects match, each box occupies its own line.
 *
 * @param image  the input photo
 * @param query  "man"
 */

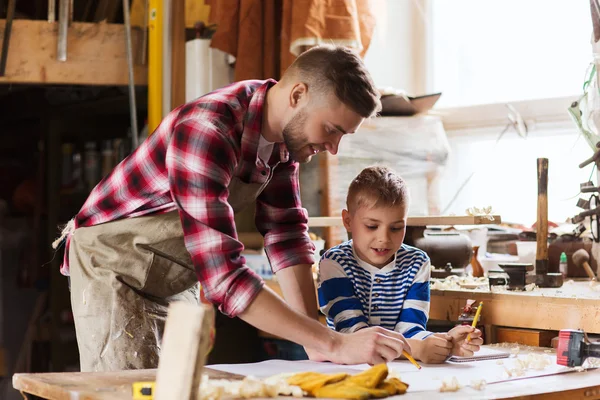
xmin=55 ymin=45 xmax=410 ymax=372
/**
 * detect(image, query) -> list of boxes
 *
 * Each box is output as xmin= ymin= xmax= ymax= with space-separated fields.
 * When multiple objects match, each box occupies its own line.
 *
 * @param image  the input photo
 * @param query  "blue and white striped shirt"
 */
xmin=317 ymin=240 xmax=432 ymax=340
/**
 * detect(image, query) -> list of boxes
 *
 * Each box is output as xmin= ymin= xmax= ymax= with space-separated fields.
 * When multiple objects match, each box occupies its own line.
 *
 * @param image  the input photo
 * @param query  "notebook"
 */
xmin=447 ymin=347 xmax=511 ymax=363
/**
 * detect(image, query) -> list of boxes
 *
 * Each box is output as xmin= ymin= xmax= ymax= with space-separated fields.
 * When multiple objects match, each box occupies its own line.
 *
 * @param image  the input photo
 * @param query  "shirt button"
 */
xmin=373 ymin=305 xmax=379 ymax=311
xmin=261 ymin=170 xmax=267 ymax=176
xmin=374 ymin=293 xmax=379 ymax=298
xmin=375 ymin=278 xmax=381 ymax=284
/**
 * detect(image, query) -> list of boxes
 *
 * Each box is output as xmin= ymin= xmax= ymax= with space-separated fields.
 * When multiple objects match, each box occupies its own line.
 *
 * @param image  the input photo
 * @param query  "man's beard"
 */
xmin=282 ymin=109 xmax=310 ymax=163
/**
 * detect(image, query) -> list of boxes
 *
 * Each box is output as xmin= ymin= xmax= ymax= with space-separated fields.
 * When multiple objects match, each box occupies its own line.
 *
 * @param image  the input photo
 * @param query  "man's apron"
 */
xmin=68 ymin=174 xmax=270 ymax=372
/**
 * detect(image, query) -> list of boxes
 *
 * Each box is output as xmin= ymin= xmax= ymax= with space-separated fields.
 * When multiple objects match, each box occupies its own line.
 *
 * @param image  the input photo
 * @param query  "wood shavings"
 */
xmin=524 ymin=283 xmax=538 ymax=292
xmin=573 ymin=366 xmax=586 ymax=372
xmin=583 ymin=357 xmax=600 ymax=368
xmin=465 ymin=206 xmax=495 ymax=221
xmin=439 ymin=376 xmax=461 ymax=392
xmin=198 ymin=374 xmax=303 ymax=400
xmin=470 ymin=379 xmax=486 ymax=390
xmin=510 ymin=347 xmax=520 ymax=357
xmin=502 ymin=353 xmax=552 ymax=378
xmin=496 ymin=360 xmax=504 ymax=365
xmin=431 ymin=275 xmax=488 ymax=291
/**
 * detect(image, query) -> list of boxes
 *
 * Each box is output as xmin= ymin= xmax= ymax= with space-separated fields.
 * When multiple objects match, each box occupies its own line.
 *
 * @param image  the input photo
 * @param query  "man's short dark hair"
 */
xmin=283 ymin=45 xmax=381 ymax=118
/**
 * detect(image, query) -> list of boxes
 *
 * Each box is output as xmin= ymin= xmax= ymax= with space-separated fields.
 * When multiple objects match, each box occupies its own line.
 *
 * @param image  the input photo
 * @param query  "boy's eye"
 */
xmin=391 ymin=227 xmax=404 ymax=232
xmin=366 ymin=225 xmax=377 ymax=230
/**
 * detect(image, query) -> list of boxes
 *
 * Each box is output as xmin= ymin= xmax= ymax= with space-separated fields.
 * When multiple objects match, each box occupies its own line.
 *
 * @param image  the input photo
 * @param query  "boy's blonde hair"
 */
xmin=346 ymin=166 xmax=409 ymax=213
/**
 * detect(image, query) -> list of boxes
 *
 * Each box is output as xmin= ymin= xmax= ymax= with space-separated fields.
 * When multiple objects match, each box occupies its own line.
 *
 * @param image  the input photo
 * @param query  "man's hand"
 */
xmin=447 ymin=325 xmax=483 ymax=357
xmin=412 ymin=334 xmax=453 ymax=364
xmin=324 ymin=327 xmax=411 ymax=365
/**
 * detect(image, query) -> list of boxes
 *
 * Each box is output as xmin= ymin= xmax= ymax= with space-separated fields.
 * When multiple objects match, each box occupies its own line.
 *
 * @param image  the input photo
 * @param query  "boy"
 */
xmin=318 ymin=166 xmax=483 ymax=364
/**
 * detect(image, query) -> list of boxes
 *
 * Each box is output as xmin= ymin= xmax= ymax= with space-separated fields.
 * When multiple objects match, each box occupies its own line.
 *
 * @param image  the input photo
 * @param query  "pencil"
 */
xmin=467 ymin=301 xmax=483 ymax=342
xmin=402 ymin=350 xmax=421 ymax=370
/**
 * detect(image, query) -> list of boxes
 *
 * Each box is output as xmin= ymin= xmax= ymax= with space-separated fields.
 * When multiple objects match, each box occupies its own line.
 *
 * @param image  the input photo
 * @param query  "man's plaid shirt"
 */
xmin=60 ymin=79 xmax=315 ymax=317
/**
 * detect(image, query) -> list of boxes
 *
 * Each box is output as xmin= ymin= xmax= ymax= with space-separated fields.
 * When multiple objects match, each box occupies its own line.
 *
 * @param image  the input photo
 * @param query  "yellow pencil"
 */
xmin=403 ymin=350 xmax=421 ymax=370
xmin=467 ymin=301 xmax=483 ymax=342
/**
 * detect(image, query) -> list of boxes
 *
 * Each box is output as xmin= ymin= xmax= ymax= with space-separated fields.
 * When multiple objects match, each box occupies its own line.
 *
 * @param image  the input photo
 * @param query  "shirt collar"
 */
xmin=351 ymin=242 xmax=398 ymax=275
xmin=242 ymin=79 xmax=289 ymax=166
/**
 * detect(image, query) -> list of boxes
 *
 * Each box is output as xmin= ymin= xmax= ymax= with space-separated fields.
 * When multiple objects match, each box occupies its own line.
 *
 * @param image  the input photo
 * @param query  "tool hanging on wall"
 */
xmin=0 ymin=0 xmax=16 ymax=76
xmin=48 ymin=0 xmax=56 ymax=22
xmin=57 ymin=0 xmax=69 ymax=61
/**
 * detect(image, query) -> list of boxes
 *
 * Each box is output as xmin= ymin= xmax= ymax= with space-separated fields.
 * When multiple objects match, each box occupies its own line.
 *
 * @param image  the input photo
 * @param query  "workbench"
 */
xmin=12 ymin=356 xmax=600 ymax=399
xmin=430 ymin=280 xmax=600 ymax=335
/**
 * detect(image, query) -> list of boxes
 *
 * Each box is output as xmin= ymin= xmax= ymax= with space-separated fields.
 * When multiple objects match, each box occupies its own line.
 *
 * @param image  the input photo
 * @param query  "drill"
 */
xmin=557 ymin=329 xmax=600 ymax=367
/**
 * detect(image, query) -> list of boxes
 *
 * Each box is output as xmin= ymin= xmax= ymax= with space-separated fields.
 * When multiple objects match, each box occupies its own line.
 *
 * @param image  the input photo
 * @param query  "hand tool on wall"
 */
xmin=0 ymin=0 xmax=16 ymax=76
xmin=528 ymin=158 xmax=563 ymax=288
xmin=572 ymin=249 xmax=597 ymax=281
xmin=557 ymin=329 xmax=600 ymax=367
xmin=48 ymin=0 xmax=56 ymax=22
xmin=57 ymin=0 xmax=69 ymax=61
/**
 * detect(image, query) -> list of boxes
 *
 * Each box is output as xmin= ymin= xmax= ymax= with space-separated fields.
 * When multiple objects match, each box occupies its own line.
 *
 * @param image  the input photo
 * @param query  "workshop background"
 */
xmin=0 ymin=1 xmax=595 ymax=399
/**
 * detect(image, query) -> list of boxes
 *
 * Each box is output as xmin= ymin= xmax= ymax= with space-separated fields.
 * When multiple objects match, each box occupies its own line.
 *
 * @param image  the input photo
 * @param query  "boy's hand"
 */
xmin=447 ymin=325 xmax=483 ymax=357
xmin=414 ymin=334 xmax=453 ymax=364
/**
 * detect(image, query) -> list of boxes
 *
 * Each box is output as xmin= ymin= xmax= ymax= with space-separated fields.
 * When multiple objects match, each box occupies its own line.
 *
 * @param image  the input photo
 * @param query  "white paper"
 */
xmin=208 ymin=353 xmax=581 ymax=394
xmin=447 ymin=346 xmax=510 ymax=363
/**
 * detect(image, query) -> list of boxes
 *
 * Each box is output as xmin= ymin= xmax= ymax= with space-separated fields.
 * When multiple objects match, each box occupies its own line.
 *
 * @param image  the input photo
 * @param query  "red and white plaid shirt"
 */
xmin=61 ymin=79 xmax=315 ymax=317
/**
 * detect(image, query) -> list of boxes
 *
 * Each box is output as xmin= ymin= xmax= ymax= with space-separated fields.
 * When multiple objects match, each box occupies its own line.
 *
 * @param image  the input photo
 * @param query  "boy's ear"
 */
xmin=342 ymin=209 xmax=352 ymax=232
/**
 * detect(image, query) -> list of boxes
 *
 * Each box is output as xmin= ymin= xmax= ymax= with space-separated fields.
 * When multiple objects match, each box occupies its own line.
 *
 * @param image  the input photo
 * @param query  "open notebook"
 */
xmin=447 ymin=347 xmax=511 ymax=363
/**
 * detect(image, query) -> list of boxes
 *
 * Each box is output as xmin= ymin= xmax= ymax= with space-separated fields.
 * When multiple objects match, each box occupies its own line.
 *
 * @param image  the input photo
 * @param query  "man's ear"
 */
xmin=289 ymin=83 xmax=308 ymax=108
xmin=342 ymin=209 xmax=352 ymax=232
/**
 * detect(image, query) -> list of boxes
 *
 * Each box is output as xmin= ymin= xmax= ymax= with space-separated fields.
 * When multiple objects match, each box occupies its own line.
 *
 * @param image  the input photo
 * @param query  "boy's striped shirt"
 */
xmin=317 ymin=240 xmax=433 ymax=339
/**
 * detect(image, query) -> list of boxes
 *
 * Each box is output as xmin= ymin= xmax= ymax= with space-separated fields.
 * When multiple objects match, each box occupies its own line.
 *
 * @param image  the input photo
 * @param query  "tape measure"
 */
xmin=132 ymin=381 xmax=155 ymax=399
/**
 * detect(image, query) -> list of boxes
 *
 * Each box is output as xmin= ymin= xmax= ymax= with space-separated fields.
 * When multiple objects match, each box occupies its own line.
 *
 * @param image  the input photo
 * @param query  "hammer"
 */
xmin=572 ymin=249 xmax=597 ymax=281
xmin=557 ymin=329 xmax=600 ymax=367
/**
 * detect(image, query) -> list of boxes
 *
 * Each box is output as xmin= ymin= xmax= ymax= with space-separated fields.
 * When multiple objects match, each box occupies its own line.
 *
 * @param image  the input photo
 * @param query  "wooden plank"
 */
xmin=12 ymin=368 xmax=242 ymax=400
xmin=185 ymin=0 xmax=211 ymax=27
xmin=0 ymin=19 xmax=148 ymax=85
xmin=308 ymin=215 xmax=502 ymax=228
xmin=495 ymin=327 xmax=557 ymax=347
xmin=430 ymin=284 xmax=600 ymax=334
xmin=170 ymin=0 xmax=186 ymax=109
xmin=155 ymin=303 xmax=214 ymax=400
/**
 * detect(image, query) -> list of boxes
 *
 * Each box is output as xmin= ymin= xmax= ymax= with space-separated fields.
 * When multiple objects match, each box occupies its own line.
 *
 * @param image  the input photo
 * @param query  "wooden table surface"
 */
xmin=12 ymin=364 xmax=600 ymax=399
xmin=430 ymin=280 xmax=600 ymax=334
xmin=13 ymin=368 xmax=243 ymax=400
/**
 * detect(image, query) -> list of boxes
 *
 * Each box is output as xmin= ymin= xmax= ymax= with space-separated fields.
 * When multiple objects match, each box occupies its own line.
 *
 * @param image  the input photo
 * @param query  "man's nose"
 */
xmin=325 ymin=134 xmax=342 ymax=155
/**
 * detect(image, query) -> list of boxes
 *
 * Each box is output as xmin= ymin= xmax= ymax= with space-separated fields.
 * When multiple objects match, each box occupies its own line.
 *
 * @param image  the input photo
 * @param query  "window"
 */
xmin=430 ymin=0 xmax=592 ymax=108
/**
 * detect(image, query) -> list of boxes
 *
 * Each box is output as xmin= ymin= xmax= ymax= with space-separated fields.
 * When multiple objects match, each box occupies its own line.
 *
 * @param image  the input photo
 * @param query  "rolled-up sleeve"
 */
xmin=254 ymin=160 xmax=315 ymax=272
xmin=167 ymin=116 xmax=264 ymax=317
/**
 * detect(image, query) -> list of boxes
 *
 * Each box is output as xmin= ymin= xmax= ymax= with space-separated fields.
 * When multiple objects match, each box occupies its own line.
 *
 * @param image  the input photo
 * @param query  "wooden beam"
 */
xmin=308 ymin=215 xmax=502 ymax=228
xmin=0 ymin=19 xmax=148 ymax=85
xmin=171 ymin=0 xmax=186 ymax=109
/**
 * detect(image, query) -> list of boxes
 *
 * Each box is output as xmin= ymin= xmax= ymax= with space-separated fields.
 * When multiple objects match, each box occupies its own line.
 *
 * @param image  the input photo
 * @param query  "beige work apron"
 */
xmin=68 ymin=174 xmax=270 ymax=372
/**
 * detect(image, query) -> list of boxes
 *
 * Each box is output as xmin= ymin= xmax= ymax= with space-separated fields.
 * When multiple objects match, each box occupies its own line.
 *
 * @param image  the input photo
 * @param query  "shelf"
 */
xmin=308 ymin=215 xmax=502 ymax=228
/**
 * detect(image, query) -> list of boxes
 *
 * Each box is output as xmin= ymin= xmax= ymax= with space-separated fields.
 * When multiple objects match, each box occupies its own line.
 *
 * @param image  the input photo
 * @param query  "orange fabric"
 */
xmin=206 ymin=0 xmax=376 ymax=81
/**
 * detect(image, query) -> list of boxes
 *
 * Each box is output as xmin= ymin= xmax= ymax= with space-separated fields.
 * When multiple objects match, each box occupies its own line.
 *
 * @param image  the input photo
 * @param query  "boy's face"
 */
xmin=342 ymin=203 xmax=408 ymax=268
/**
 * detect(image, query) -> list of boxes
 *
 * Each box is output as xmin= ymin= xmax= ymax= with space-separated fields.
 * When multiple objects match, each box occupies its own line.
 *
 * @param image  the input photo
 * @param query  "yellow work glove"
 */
xmin=287 ymin=371 xmax=348 ymax=396
xmin=287 ymin=364 xmax=409 ymax=399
